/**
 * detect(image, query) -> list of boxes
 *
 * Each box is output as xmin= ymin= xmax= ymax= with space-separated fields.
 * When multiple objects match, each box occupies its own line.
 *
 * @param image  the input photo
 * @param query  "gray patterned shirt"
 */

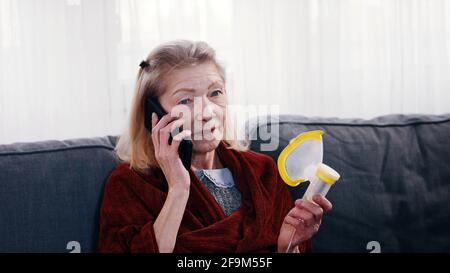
xmin=194 ymin=168 xmax=242 ymax=216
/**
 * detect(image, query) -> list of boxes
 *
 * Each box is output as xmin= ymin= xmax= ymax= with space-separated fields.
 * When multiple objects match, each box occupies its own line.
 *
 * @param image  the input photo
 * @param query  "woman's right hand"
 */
xmin=151 ymin=112 xmax=192 ymax=191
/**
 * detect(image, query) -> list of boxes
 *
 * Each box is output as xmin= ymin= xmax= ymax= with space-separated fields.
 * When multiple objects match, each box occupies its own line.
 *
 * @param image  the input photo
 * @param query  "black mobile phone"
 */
xmin=144 ymin=96 xmax=193 ymax=170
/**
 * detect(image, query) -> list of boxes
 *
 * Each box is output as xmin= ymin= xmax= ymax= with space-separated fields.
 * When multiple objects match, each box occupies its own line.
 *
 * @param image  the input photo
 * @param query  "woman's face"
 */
xmin=158 ymin=62 xmax=227 ymax=153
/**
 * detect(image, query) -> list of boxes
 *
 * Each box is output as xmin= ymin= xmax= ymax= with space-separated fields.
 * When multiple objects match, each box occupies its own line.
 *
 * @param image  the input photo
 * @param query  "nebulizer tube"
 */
xmin=277 ymin=130 xmax=341 ymax=253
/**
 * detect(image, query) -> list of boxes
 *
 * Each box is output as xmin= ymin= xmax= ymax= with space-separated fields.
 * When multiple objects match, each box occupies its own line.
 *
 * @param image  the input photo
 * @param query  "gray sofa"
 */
xmin=1 ymin=114 xmax=449 ymax=253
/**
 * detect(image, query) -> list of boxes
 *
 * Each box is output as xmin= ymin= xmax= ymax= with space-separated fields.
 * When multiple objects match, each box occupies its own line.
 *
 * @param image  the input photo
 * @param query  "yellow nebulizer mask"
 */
xmin=278 ymin=130 xmax=340 ymax=198
xmin=277 ymin=130 xmax=341 ymax=252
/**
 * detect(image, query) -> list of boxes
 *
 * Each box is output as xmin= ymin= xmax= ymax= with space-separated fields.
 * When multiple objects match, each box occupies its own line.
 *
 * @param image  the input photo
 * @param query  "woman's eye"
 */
xmin=210 ymin=90 xmax=223 ymax=97
xmin=178 ymin=98 xmax=192 ymax=105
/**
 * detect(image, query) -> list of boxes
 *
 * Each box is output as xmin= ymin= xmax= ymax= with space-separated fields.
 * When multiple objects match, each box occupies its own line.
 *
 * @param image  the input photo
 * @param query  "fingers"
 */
xmin=152 ymin=114 xmax=182 ymax=164
xmin=169 ymin=119 xmax=186 ymax=136
xmin=288 ymin=207 xmax=315 ymax=227
xmin=151 ymin=112 xmax=181 ymax=144
xmin=152 ymin=113 xmax=175 ymax=136
xmin=171 ymin=129 xmax=192 ymax=151
xmin=151 ymin=113 xmax=160 ymax=152
xmin=295 ymin=199 xmax=324 ymax=222
xmin=283 ymin=197 xmax=332 ymax=242
xmin=159 ymin=118 xmax=186 ymax=148
xmin=312 ymin=195 xmax=333 ymax=213
xmin=284 ymin=214 xmax=307 ymax=228
xmin=151 ymin=113 xmax=176 ymax=151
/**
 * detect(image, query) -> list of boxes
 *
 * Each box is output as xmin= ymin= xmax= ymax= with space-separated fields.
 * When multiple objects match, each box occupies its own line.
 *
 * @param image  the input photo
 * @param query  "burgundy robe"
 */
xmin=98 ymin=141 xmax=311 ymax=253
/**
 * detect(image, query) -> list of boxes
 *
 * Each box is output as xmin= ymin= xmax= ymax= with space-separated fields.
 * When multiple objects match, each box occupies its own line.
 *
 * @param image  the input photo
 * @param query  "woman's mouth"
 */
xmin=192 ymin=126 xmax=218 ymax=140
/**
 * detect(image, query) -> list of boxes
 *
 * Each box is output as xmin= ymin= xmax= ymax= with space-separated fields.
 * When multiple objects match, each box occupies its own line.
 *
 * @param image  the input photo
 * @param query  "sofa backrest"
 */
xmin=248 ymin=114 xmax=450 ymax=252
xmin=0 ymin=136 xmax=120 ymax=253
xmin=1 ymin=114 xmax=449 ymax=252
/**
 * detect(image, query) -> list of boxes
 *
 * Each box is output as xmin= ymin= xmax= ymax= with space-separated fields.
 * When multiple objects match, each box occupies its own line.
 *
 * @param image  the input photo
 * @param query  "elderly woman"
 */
xmin=98 ymin=40 xmax=332 ymax=253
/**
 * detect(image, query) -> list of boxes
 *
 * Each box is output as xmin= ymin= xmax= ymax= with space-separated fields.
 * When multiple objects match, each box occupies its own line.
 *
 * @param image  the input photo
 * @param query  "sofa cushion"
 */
xmin=0 ymin=136 xmax=119 ymax=253
xmin=247 ymin=114 xmax=450 ymax=252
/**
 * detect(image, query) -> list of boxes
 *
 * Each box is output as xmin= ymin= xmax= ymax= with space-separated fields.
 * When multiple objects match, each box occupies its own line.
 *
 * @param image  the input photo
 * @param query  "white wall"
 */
xmin=1 ymin=0 xmax=450 ymax=144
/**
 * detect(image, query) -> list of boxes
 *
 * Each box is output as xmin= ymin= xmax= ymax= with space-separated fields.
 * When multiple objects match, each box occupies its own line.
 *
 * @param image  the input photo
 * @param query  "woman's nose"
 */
xmin=195 ymin=97 xmax=215 ymax=121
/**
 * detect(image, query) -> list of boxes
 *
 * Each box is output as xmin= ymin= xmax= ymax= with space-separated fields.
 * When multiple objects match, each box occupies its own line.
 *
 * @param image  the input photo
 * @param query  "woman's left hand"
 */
xmin=278 ymin=194 xmax=333 ymax=252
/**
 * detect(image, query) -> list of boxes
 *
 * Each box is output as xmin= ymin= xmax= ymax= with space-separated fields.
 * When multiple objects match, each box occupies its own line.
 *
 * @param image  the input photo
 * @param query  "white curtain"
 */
xmin=1 ymin=0 xmax=450 ymax=144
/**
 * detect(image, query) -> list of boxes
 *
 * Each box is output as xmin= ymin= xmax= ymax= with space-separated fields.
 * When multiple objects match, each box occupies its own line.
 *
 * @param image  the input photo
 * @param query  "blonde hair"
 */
xmin=115 ymin=40 xmax=248 ymax=173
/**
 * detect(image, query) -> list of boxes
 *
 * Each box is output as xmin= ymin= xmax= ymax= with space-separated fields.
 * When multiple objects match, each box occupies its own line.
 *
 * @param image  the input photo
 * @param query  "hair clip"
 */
xmin=139 ymin=60 xmax=150 ymax=69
